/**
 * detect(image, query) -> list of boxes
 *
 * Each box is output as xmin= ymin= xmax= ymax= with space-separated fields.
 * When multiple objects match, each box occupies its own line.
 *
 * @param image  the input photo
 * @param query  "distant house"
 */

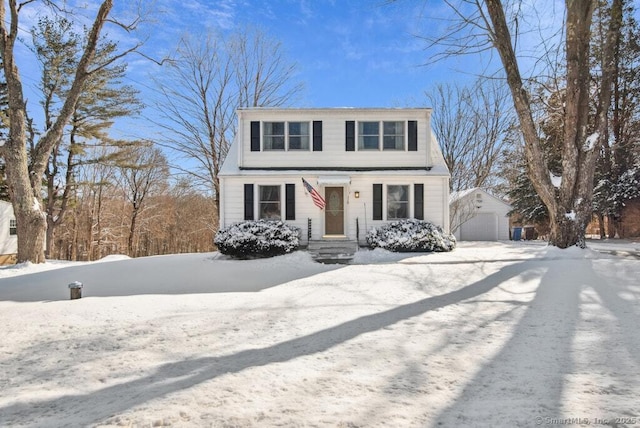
xmin=450 ymin=188 xmax=511 ymax=241
xmin=218 ymin=108 xmax=451 ymax=248
xmin=0 ymin=200 xmax=18 ymax=265
xmin=587 ymin=197 xmax=640 ymax=238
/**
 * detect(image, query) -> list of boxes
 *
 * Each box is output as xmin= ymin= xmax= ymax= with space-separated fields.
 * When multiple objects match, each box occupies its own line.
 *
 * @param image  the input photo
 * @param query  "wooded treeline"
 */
xmin=48 ymin=160 xmax=217 ymax=261
xmin=1 ymin=3 xmax=300 ymax=262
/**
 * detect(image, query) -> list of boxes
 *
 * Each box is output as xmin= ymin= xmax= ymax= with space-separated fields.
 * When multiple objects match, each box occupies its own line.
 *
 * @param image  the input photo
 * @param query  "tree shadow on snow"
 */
xmin=433 ymin=257 xmax=640 ymax=426
xmin=0 ymin=259 xmax=535 ymax=426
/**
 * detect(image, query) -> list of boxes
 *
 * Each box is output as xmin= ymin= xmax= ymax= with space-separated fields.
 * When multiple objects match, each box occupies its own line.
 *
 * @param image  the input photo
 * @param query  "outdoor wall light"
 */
xmin=354 ymin=191 xmax=360 ymax=198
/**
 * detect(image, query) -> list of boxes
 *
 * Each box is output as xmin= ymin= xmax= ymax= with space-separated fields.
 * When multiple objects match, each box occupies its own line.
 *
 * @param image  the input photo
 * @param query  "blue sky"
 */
xmin=17 ymin=0 xmax=637 ymax=119
xmin=14 ymin=0 xmax=576 ymax=138
xmin=126 ymin=0 xmax=485 ymax=109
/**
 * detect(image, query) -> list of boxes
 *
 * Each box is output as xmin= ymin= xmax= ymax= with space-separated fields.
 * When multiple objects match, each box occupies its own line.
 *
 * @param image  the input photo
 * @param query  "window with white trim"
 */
xmin=387 ymin=185 xmax=409 ymax=219
xmin=259 ymin=185 xmax=281 ymax=220
xmin=263 ymin=122 xmax=285 ymax=150
xmin=383 ymin=121 xmax=405 ymax=150
xmin=358 ymin=121 xmax=379 ymax=150
xmin=357 ymin=121 xmax=405 ymax=150
xmin=9 ymin=219 xmax=17 ymax=236
xmin=288 ymin=122 xmax=310 ymax=150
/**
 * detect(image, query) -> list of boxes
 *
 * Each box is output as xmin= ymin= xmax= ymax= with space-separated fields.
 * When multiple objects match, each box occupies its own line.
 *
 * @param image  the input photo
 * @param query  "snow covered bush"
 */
xmin=214 ymin=219 xmax=300 ymax=258
xmin=366 ymin=218 xmax=456 ymax=252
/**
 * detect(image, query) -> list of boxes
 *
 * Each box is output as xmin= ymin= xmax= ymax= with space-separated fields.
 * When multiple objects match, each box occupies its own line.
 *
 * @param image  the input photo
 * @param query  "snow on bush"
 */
xmin=366 ymin=218 xmax=456 ymax=252
xmin=214 ymin=219 xmax=300 ymax=258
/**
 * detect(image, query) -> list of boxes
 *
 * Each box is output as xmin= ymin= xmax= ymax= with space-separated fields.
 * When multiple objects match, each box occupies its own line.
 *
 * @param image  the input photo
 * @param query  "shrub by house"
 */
xmin=214 ymin=219 xmax=300 ymax=258
xmin=367 ymin=218 xmax=456 ymax=252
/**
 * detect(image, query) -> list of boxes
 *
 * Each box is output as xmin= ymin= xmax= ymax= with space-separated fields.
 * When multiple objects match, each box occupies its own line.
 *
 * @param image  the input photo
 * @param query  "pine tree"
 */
xmin=32 ymin=16 xmax=142 ymax=257
xmin=593 ymin=0 xmax=640 ymax=237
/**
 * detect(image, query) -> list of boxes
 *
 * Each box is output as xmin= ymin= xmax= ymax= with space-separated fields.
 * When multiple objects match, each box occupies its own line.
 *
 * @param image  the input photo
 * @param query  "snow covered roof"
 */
xmin=449 ymin=187 xmax=511 ymax=208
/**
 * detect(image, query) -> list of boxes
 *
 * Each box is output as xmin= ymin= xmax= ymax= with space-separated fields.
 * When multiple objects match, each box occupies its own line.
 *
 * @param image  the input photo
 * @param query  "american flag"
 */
xmin=301 ymin=178 xmax=326 ymax=210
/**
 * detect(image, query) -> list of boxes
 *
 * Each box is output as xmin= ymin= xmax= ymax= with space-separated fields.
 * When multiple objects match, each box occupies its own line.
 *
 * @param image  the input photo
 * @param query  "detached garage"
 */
xmin=450 ymin=188 xmax=511 ymax=241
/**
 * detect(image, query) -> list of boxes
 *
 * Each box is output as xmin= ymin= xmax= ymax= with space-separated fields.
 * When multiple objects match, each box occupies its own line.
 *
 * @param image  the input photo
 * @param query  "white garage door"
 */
xmin=460 ymin=213 xmax=498 ymax=241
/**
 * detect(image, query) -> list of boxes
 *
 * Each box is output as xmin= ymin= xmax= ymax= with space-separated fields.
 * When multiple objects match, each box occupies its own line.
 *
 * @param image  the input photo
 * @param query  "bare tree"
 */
xmin=0 ymin=0 xmax=143 ymax=263
xmin=116 ymin=143 xmax=169 ymax=257
xmin=153 ymin=27 xmax=304 ymax=211
xmin=426 ymin=77 xmax=515 ymax=192
xmin=421 ymin=0 xmax=623 ymax=248
xmin=32 ymin=15 xmax=142 ymax=258
xmin=487 ymin=0 xmax=622 ymax=248
xmin=449 ymin=190 xmax=483 ymax=235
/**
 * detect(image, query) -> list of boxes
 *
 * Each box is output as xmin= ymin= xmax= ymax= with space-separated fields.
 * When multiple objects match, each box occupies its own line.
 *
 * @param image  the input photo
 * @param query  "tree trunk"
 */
xmin=128 ymin=209 xmax=139 ymax=257
xmin=597 ymin=213 xmax=606 ymax=239
xmin=46 ymin=216 xmax=56 ymax=258
xmin=485 ymin=0 xmax=621 ymax=248
xmin=0 ymin=0 xmax=113 ymax=263
xmin=2 ymin=123 xmax=48 ymax=263
xmin=2 ymin=108 xmax=48 ymax=262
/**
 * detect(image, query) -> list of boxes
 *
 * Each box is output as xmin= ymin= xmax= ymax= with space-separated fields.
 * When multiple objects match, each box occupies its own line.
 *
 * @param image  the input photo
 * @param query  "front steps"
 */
xmin=307 ymin=238 xmax=358 ymax=264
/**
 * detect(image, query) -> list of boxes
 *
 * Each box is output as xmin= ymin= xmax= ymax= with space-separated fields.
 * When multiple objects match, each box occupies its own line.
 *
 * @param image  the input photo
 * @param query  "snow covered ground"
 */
xmin=1 ymin=242 xmax=639 ymax=427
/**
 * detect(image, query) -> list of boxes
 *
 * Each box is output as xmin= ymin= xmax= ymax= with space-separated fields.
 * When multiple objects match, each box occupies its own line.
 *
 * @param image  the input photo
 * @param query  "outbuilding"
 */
xmin=450 ymin=188 xmax=511 ymax=241
xmin=0 ymin=200 xmax=18 ymax=265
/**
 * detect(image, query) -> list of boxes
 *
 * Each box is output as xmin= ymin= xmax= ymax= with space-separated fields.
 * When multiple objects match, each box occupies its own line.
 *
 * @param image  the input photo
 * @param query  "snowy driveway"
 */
xmin=1 ymin=243 xmax=639 ymax=427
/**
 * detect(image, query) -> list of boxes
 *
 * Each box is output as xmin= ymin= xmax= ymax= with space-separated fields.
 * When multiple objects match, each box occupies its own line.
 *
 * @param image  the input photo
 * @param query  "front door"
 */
xmin=324 ymin=187 xmax=344 ymax=235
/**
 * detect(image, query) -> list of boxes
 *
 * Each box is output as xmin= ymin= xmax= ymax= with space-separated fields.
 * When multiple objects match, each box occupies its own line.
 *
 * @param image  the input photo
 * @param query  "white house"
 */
xmin=218 ymin=108 xmax=451 ymax=247
xmin=0 ymin=200 xmax=18 ymax=264
xmin=449 ymin=188 xmax=511 ymax=241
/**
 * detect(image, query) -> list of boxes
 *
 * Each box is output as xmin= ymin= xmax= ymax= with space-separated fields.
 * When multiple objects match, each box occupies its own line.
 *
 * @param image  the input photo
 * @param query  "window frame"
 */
xmin=386 ymin=185 xmax=410 ymax=220
xmin=357 ymin=121 xmax=407 ymax=151
xmin=263 ymin=122 xmax=286 ymax=151
xmin=287 ymin=121 xmax=310 ymax=151
xmin=383 ymin=121 xmax=405 ymax=151
xmin=358 ymin=121 xmax=380 ymax=150
xmin=9 ymin=219 xmax=17 ymax=236
xmin=261 ymin=121 xmax=312 ymax=152
xmin=258 ymin=185 xmax=282 ymax=220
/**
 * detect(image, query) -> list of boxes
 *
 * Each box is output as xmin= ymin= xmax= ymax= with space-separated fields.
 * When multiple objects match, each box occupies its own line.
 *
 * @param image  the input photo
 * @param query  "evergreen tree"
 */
xmin=592 ymin=0 xmax=640 ymax=237
xmin=32 ymin=16 xmax=142 ymax=256
xmin=507 ymin=162 xmax=549 ymax=226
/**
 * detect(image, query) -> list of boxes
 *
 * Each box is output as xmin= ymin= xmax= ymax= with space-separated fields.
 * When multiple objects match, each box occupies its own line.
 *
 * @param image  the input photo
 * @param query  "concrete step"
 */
xmin=307 ymin=239 xmax=358 ymax=263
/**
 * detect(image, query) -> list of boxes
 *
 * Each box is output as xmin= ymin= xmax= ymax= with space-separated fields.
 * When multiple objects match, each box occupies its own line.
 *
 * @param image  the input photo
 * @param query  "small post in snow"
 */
xmin=68 ymin=281 xmax=83 ymax=300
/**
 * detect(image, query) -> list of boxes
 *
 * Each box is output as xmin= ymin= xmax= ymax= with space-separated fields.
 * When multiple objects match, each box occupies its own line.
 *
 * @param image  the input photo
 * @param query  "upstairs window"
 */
xmin=263 ymin=122 xmax=285 ymax=150
xmin=358 ymin=121 xmax=379 ymax=150
xmin=383 ymin=121 xmax=405 ymax=150
xmin=9 ymin=219 xmax=17 ymax=236
xmin=356 ymin=121 xmax=406 ymax=150
xmin=259 ymin=185 xmax=281 ymax=220
xmin=387 ymin=185 xmax=409 ymax=219
xmin=288 ymin=122 xmax=310 ymax=150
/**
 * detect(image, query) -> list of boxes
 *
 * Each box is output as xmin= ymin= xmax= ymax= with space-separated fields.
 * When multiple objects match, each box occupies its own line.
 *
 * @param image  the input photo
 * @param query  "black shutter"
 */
xmin=346 ymin=121 xmax=355 ymax=151
xmin=250 ymin=121 xmax=260 ymax=152
xmin=313 ymin=121 xmax=323 ymax=151
xmin=285 ymin=184 xmax=295 ymax=220
xmin=408 ymin=120 xmax=418 ymax=151
xmin=414 ymin=183 xmax=424 ymax=220
xmin=373 ymin=184 xmax=383 ymax=220
xmin=244 ymin=184 xmax=254 ymax=220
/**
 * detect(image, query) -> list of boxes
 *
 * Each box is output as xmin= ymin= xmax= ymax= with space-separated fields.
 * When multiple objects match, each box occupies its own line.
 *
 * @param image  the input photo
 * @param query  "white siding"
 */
xmin=238 ymin=108 xmax=433 ymax=170
xmin=0 ymin=201 xmax=18 ymax=256
xmin=451 ymin=190 xmax=511 ymax=241
xmin=220 ymin=174 xmax=449 ymax=246
xmin=460 ymin=213 xmax=499 ymax=241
